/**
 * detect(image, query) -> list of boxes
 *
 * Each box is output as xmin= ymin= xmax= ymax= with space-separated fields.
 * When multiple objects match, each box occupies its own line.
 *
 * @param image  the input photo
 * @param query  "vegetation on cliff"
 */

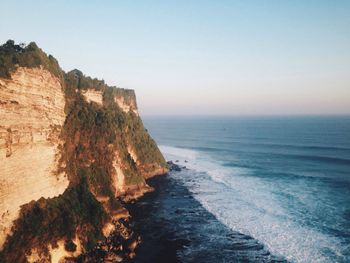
xmin=0 ymin=40 xmax=62 ymax=80
xmin=62 ymin=70 xmax=149 ymax=188
xmin=0 ymin=40 xmax=167 ymax=262
xmin=63 ymin=69 xmax=166 ymax=184
xmin=0 ymin=180 xmax=107 ymax=262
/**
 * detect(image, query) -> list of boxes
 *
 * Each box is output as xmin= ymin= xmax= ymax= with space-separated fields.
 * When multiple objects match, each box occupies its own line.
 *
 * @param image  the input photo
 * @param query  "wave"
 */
xmin=183 ymin=140 xmax=350 ymax=152
xmin=159 ymin=145 xmax=349 ymax=263
xmin=186 ymin=145 xmax=350 ymax=166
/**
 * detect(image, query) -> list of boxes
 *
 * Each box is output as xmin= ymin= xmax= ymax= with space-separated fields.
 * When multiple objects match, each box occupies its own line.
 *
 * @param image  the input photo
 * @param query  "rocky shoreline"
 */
xmin=71 ymin=165 xmax=177 ymax=263
xmin=125 ymin=162 xmax=188 ymax=263
xmin=75 ymin=217 xmax=139 ymax=262
xmin=124 ymin=161 xmax=287 ymax=263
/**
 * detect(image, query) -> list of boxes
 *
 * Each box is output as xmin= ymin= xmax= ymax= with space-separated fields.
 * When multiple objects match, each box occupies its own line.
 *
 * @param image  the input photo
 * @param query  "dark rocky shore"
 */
xmin=125 ymin=163 xmax=287 ymax=263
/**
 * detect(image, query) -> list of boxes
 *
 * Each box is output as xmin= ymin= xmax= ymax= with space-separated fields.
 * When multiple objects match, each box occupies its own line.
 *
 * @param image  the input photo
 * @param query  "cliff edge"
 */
xmin=0 ymin=40 xmax=168 ymax=262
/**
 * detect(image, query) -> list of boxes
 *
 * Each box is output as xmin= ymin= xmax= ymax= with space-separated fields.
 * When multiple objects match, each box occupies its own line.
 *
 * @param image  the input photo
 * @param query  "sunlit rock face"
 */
xmin=115 ymin=95 xmax=138 ymax=115
xmin=0 ymin=67 xmax=69 ymax=249
xmin=82 ymin=89 xmax=103 ymax=105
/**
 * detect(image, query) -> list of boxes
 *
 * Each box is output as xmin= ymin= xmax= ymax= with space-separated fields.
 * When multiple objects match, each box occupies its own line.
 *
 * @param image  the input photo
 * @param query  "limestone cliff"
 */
xmin=0 ymin=66 xmax=69 ymax=251
xmin=0 ymin=40 xmax=167 ymax=262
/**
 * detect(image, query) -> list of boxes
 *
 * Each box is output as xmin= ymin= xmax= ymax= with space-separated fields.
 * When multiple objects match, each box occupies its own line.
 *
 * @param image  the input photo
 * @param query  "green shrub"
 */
xmin=0 ymin=179 xmax=107 ymax=262
xmin=0 ymin=40 xmax=63 ymax=80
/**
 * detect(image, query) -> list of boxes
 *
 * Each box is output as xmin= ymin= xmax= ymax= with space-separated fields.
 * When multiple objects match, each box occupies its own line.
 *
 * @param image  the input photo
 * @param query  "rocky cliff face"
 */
xmin=0 ymin=40 xmax=167 ymax=262
xmin=0 ymin=66 xmax=69 ymax=250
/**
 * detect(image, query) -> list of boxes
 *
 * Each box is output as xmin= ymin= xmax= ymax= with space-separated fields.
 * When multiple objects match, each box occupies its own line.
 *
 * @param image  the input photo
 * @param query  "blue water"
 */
xmin=143 ymin=116 xmax=350 ymax=263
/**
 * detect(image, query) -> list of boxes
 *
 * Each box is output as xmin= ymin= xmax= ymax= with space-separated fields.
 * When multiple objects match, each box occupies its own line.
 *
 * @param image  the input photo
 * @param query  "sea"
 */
xmin=141 ymin=116 xmax=350 ymax=263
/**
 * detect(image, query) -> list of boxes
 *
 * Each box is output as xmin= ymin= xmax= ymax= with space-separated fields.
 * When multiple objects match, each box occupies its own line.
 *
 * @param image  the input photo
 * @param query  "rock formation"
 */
xmin=0 ymin=40 xmax=167 ymax=262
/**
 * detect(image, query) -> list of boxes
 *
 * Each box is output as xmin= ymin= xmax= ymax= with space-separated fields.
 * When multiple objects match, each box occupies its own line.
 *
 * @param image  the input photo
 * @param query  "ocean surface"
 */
xmin=143 ymin=116 xmax=350 ymax=263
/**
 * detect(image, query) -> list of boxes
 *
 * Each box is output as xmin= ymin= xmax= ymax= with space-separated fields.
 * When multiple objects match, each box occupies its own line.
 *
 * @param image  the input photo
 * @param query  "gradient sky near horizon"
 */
xmin=1 ymin=0 xmax=349 ymax=115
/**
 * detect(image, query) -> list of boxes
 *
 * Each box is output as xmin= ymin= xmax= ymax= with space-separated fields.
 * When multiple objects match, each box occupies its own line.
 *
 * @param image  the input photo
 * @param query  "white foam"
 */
xmin=160 ymin=145 xmax=345 ymax=263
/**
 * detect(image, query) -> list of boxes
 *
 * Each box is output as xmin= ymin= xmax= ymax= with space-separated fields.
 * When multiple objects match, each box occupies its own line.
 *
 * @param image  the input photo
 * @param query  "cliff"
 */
xmin=0 ymin=40 xmax=167 ymax=262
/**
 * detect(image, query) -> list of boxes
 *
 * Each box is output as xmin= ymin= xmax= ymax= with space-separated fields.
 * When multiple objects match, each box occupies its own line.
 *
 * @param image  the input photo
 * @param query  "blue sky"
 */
xmin=1 ymin=0 xmax=349 ymax=115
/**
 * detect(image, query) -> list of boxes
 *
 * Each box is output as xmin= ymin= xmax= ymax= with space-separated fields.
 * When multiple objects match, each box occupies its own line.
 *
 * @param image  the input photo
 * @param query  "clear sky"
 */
xmin=1 ymin=0 xmax=349 ymax=115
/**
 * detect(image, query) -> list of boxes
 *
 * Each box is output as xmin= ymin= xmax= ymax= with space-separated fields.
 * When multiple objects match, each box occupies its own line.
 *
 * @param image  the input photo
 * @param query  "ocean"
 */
xmin=142 ymin=116 xmax=350 ymax=263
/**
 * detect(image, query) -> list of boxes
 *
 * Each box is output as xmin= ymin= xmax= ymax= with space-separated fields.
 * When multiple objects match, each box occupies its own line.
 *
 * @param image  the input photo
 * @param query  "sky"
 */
xmin=1 ymin=0 xmax=349 ymax=116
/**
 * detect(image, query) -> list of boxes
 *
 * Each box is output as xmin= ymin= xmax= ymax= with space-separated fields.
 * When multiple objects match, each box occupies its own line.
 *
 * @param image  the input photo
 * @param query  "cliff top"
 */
xmin=0 ymin=40 xmax=62 ymax=79
xmin=0 ymin=40 xmax=135 ymax=97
